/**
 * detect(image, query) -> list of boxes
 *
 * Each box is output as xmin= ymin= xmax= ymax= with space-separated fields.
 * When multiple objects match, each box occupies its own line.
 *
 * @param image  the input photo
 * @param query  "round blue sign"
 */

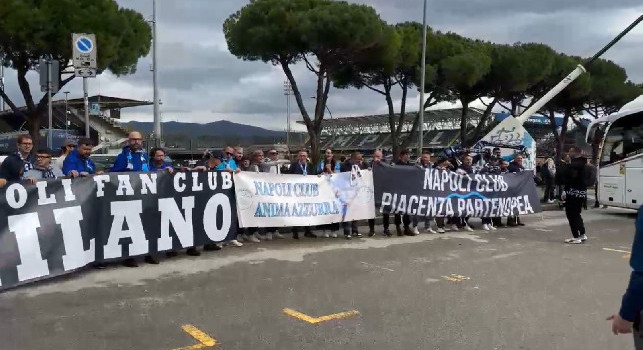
xmin=76 ymin=37 xmax=93 ymax=53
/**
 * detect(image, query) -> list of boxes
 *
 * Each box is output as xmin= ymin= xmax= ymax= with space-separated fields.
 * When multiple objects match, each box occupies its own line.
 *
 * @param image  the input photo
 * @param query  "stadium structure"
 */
xmin=0 ymin=95 xmax=149 ymax=154
xmin=301 ymin=107 xmax=582 ymax=157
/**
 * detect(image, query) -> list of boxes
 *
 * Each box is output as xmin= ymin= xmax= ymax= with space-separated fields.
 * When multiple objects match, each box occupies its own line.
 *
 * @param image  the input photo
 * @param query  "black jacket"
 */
xmin=341 ymin=159 xmax=368 ymax=172
xmin=508 ymin=161 xmax=524 ymax=173
xmin=394 ymin=160 xmax=413 ymax=167
xmin=0 ymin=154 xmax=25 ymax=182
xmin=556 ymin=157 xmax=596 ymax=192
xmin=289 ymin=161 xmax=315 ymax=175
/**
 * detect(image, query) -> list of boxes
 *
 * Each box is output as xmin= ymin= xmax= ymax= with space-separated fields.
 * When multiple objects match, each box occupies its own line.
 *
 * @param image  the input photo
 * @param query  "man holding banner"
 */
xmin=110 ymin=131 xmax=161 ymax=266
xmin=289 ymin=150 xmax=317 ymax=239
xmin=394 ymin=149 xmax=413 ymax=236
xmin=62 ymin=138 xmax=99 ymax=178
xmin=340 ymin=152 xmax=368 ymax=239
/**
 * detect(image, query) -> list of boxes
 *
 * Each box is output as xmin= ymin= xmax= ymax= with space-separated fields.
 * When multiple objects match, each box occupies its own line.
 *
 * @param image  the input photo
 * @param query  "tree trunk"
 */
xmin=384 ymin=81 xmax=399 ymax=161
xmin=459 ymin=95 xmax=471 ymax=146
xmin=468 ymin=97 xmax=498 ymax=146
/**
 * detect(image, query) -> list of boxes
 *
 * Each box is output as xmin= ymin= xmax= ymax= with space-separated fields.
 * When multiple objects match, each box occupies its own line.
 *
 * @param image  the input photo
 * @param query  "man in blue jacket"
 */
xmin=111 ymin=131 xmax=149 ymax=172
xmin=110 ymin=131 xmax=154 ymax=267
xmin=62 ymin=138 xmax=98 ymax=177
xmin=608 ymin=206 xmax=643 ymax=348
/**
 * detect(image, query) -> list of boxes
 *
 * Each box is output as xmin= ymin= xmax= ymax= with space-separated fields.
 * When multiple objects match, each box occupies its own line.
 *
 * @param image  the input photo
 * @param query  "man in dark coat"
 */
xmin=289 ymin=149 xmax=317 ymax=239
xmin=394 ymin=149 xmax=414 ymax=236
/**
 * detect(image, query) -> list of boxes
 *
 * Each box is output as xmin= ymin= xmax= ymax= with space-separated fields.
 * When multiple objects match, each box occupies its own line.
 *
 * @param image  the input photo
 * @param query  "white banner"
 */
xmin=234 ymin=170 xmax=376 ymax=228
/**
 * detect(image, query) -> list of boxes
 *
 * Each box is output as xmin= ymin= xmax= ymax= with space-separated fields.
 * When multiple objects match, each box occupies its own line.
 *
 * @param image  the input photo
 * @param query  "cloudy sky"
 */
xmin=2 ymin=0 xmax=642 ymax=131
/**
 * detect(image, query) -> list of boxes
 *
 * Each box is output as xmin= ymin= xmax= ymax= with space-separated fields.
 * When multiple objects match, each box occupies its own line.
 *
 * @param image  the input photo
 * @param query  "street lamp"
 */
xmin=418 ymin=0 xmax=428 ymax=154
xmin=284 ymin=80 xmax=292 ymax=154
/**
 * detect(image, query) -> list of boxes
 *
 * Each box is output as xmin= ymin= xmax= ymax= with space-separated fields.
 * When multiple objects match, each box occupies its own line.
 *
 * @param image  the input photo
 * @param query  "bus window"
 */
xmin=601 ymin=111 xmax=643 ymax=166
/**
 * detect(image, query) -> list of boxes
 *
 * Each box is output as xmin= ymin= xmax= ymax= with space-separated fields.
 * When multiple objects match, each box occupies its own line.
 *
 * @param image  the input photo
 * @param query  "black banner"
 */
xmin=0 ymin=171 xmax=237 ymax=290
xmin=373 ymin=164 xmax=542 ymax=217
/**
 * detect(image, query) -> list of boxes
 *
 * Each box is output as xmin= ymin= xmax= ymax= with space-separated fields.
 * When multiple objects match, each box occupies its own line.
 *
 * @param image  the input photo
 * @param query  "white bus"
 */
xmin=586 ymin=95 xmax=643 ymax=210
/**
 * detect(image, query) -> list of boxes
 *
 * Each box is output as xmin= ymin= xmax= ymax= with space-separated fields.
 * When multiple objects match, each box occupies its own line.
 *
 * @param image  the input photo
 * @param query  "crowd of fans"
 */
xmin=0 ymin=132 xmax=536 ymax=268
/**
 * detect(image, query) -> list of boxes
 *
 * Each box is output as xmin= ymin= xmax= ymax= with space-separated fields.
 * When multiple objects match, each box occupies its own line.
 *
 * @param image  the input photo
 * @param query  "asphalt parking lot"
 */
xmin=0 ymin=208 xmax=638 ymax=350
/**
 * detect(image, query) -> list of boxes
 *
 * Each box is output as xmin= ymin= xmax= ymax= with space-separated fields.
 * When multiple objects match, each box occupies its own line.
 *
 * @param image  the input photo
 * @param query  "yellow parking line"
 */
xmin=170 ymin=324 xmax=217 ymax=350
xmin=283 ymin=308 xmax=360 ymax=324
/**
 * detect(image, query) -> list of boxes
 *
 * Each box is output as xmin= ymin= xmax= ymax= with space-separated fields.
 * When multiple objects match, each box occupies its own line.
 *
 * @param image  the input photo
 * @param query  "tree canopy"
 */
xmin=0 ymin=0 xmax=152 ymax=147
xmin=224 ymin=1 xmax=641 ymax=158
xmin=224 ymin=0 xmax=391 ymax=164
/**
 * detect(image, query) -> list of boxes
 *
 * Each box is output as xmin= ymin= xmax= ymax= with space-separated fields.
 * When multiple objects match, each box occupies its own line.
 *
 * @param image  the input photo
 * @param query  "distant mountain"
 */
xmin=124 ymin=120 xmax=285 ymax=139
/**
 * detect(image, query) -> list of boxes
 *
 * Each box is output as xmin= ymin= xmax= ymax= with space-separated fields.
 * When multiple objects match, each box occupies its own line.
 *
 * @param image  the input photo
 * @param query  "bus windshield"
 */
xmin=600 ymin=111 xmax=643 ymax=166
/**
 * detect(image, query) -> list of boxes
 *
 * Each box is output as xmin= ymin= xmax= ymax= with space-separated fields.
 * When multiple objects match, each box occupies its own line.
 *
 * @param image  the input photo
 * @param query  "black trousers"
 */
xmin=321 ymin=223 xmax=339 ymax=232
xmin=565 ymin=196 xmax=585 ymax=238
xmin=394 ymin=214 xmax=411 ymax=229
xmin=292 ymin=226 xmax=312 ymax=236
xmin=544 ymin=178 xmax=555 ymax=201
xmin=342 ymin=221 xmax=358 ymax=235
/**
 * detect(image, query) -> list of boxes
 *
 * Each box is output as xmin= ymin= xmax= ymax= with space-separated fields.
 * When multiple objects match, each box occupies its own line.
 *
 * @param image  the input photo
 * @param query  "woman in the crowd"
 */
xmin=542 ymin=156 xmax=557 ymax=203
xmin=318 ymin=149 xmax=341 ymax=238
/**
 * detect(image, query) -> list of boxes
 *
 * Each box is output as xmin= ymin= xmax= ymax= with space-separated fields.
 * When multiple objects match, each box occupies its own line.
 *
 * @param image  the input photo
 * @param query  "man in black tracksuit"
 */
xmin=557 ymin=147 xmax=596 ymax=244
xmin=394 ymin=149 xmax=414 ymax=236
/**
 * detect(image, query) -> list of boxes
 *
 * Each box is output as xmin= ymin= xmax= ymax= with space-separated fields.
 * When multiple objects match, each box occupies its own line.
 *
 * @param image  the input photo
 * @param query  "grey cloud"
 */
xmin=3 ymin=0 xmax=641 ymax=132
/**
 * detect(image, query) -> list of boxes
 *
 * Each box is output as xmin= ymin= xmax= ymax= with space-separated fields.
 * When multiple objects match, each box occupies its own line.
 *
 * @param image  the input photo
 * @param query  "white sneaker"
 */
xmin=412 ymin=227 xmax=420 ymax=235
xmin=229 ymin=239 xmax=243 ymax=247
xmin=464 ymin=225 xmax=474 ymax=232
xmin=482 ymin=224 xmax=490 ymax=231
xmin=437 ymin=227 xmax=445 ymax=234
xmin=564 ymin=238 xmax=582 ymax=244
xmin=245 ymin=234 xmax=260 ymax=243
xmin=330 ymin=232 xmax=338 ymax=238
xmin=323 ymin=232 xmax=330 ymax=238
xmin=426 ymin=227 xmax=437 ymax=234
xmin=273 ymin=232 xmax=285 ymax=239
xmin=450 ymin=225 xmax=459 ymax=231
xmin=580 ymin=234 xmax=588 ymax=242
xmin=489 ymin=225 xmax=497 ymax=231
xmin=253 ymin=232 xmax=264 ymax=241
xmin=263 ymin=232 xmax=273 ymax=241
xmin=547 ymin=200 xmax=555 ymax=204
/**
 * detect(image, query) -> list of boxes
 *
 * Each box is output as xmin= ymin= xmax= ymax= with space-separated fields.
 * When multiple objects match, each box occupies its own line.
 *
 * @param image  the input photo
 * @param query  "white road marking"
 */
xmin=491 ymin=252 xmax=522 ymax=259
xmin=602 ymin=248 xmax=631 ymax=254
xmin=360 ymin=261 xmax=395 ymax=272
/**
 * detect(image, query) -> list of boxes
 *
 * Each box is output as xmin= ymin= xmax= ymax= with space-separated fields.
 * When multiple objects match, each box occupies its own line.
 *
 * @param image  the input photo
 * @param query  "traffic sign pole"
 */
xmin=47 ymin=59 xmax=53 ymax=150
xmin=72 ymin=33 xmax=97 ymax=139
xmin=84 ymin=77 xmax=90 ymax=138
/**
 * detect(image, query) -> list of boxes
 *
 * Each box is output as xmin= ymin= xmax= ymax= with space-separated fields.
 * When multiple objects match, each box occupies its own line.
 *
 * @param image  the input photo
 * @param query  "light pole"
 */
xmin=0 ymin=60 xmax=4 ymax=111
xmin=284 ymin=80 xmax=292 ymax=154
xmin=152 ymin=0 xmax=161 ymax=146
xmin=64 ymin=91 xmax=70 ymax=140
xmin=418 ymin=0 xmax=428 ymax=154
